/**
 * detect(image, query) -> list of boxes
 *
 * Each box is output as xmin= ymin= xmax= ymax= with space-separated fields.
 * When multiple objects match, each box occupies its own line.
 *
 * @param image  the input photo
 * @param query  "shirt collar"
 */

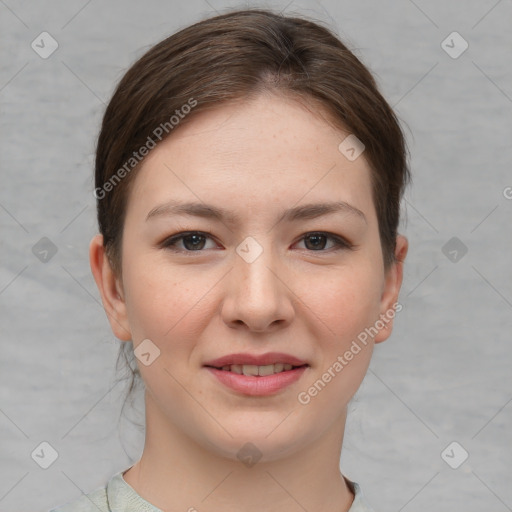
xmin=107 ymin=467 xmax=374 ymax=512
xmin=106 ymin=468 xmax=162 ymax=512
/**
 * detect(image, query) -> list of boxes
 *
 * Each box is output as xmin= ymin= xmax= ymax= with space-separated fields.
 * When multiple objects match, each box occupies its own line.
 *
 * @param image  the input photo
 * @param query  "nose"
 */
xmin=221 ymin=240 xmax=295 ymax=333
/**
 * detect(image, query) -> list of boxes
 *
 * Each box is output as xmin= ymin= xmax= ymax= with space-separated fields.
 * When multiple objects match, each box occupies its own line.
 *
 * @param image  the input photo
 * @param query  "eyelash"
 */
xmin=160 ymin=231 xmax=354 ymax=254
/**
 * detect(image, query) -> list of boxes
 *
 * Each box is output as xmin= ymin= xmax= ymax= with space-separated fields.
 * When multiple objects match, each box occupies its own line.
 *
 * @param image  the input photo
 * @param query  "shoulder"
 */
xmin=48 ymin=485 xmax=109 ymax=512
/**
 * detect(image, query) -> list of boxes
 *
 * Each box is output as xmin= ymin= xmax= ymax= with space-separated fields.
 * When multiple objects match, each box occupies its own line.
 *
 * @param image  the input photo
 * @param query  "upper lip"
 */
xmin=204 ymin=352 xmax=309 ymax=368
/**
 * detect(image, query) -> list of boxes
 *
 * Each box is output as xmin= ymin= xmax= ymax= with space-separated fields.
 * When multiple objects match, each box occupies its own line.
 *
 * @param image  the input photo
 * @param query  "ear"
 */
xmin=374 ymin=234 xmax=408 ymax=343
xmin=89 ymin=234 xmax=132 ymax=341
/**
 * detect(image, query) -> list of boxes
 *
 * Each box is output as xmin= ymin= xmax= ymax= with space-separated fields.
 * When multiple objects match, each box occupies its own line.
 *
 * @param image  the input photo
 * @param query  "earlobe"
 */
xmin=374 ymin=234 xmax=408 ymax=344
xmin=89 ymin=234 xmax=132 ymax=341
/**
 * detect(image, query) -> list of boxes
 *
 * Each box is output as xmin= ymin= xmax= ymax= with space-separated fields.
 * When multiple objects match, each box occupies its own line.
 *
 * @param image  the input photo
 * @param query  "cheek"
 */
xmin=122 ymin=254 xmax=216 ymax=346
xmin=294 ymin=266 xmax=382 ymax=410
xmin=297 ymin=262 xmax=383 ymax=343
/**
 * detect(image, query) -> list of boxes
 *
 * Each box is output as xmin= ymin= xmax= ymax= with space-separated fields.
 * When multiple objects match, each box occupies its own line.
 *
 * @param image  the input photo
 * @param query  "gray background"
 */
xmin=1 ymin=0 xmax=511 ymax=511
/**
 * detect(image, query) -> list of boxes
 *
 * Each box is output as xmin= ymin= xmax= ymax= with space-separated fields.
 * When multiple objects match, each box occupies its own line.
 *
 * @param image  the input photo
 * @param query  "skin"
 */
xmin=90 ymin=92 xmax=408 ymax=512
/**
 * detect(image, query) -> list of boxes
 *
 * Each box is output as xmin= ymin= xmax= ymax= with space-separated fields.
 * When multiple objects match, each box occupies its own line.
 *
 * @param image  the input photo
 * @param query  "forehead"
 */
xmin=127 ymin=93 xmax=376 ymax=222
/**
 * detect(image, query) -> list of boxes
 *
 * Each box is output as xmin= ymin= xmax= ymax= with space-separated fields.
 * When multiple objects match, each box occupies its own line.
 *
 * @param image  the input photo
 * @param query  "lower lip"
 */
xmin=205 ymin=366 xmax=308 ymax=396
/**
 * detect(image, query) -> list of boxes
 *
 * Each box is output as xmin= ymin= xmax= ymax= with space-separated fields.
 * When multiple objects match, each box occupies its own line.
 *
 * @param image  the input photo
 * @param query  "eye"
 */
xmin=294 ymin=232 xmax=353 ymax=252
xmin=160 ymin=230 xmax=353 ymax=254
xmin=161 ymin=231 xmax=218 ymax=252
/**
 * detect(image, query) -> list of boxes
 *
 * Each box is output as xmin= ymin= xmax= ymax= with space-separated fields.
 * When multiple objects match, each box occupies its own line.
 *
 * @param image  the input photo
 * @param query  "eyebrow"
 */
xmin=145 ymin=199 xmax=367 ymax=225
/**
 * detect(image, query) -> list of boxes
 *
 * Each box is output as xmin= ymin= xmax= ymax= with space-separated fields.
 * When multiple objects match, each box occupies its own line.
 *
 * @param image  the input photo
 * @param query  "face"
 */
xmin=92 ymin=93 xmax=406 ymax=463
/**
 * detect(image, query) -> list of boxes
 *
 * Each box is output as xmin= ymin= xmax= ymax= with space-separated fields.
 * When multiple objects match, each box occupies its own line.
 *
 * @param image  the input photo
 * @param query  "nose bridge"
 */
xmin=223 ymin=234 xmax=293 ymax=330
xmin=235 ymin=234 xmax=280 ymax=299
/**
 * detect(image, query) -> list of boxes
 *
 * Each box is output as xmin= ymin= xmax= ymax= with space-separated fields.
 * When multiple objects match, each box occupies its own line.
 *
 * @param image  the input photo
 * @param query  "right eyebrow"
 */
xmin=146 ymin=199 xmax=367 ymax=226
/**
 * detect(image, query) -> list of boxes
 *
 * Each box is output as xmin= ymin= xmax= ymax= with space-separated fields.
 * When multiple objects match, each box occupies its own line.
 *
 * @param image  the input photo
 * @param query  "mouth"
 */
xmin=202 ymin=352 xmax=310 ymax=395
xmin=203 ymin=363 xmax=310 ymax=396
xmin=204 ymin=363 xmax=309 ymax=376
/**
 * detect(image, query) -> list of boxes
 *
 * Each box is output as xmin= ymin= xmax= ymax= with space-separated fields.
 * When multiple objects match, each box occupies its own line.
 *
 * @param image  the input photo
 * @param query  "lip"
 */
xmin=203 ymin=352 xmax=308 ymax=368
xmin=205 ymin=366 xmax=308 ymax=396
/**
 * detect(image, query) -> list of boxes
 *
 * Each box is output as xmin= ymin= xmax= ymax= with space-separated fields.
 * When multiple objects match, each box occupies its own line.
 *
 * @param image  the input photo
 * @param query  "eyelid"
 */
xmin=159 ymin=230 xmax=354 ymax=253
xmin=159 ymin=231 xmax=220 ymax=252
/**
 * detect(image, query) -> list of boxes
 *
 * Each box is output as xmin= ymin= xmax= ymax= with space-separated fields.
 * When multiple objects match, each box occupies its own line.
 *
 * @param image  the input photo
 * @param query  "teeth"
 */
xmin=219 ymin=363 xmax=302 ymax=375
xmin=243 ymin=364 xmax=259 ymax=376
xmin=231 ymin=364 xmax=243 ymax=374
xmin=258 ymin=364 xmax=275 ymax=376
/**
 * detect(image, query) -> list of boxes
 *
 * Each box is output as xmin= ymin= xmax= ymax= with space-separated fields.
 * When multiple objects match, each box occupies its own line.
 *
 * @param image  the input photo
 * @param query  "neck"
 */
xmin=123 ymin=391 xmax=354 ymax=512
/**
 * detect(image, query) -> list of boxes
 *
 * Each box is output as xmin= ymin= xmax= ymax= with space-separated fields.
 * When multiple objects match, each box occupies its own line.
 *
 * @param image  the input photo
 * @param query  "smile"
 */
xmin=206 ymin=363 xmax=307 ymax=376
xmin=204 ymin=364 xmax=309 ymax=396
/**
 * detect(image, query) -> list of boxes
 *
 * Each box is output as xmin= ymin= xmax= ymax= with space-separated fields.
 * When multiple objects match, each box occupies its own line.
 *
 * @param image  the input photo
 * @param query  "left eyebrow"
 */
xmin=145 ymin=200 xmax=367 ymax=225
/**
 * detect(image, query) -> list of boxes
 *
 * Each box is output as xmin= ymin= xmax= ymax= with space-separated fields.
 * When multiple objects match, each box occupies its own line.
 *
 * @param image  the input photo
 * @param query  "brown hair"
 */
xmin=94 ymin=8 xmax=410 ymax=427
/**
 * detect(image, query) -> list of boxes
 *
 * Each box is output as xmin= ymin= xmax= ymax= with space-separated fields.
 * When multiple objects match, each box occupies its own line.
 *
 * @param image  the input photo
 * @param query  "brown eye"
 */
xmin=161 ymin=230 xmax=353 ymax=254
xmin=162 ymin=232 xmax=216 ymax=252
xmin=298 ymin=232 xmax=352 ymax=252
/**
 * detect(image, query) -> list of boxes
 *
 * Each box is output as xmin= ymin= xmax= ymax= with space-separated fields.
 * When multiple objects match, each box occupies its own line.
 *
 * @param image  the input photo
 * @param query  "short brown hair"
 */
xmin=94 ymin=9 xmax=411 ymax=426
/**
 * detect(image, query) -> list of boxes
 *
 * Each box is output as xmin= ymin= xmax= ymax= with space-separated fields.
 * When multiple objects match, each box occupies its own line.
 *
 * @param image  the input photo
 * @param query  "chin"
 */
xmin=200 ymin=422 xmax=310 ymax=464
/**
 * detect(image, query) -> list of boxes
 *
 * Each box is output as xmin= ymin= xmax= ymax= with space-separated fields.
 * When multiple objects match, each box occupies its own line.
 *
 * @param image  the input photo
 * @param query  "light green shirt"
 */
xmin=49 ymin=468 xmax=375 ymax=512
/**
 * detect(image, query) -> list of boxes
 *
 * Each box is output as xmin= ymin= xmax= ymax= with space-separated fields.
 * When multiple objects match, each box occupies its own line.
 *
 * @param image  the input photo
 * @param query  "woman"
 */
xmin=51 ymin=7 xmax=409 ymax=512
